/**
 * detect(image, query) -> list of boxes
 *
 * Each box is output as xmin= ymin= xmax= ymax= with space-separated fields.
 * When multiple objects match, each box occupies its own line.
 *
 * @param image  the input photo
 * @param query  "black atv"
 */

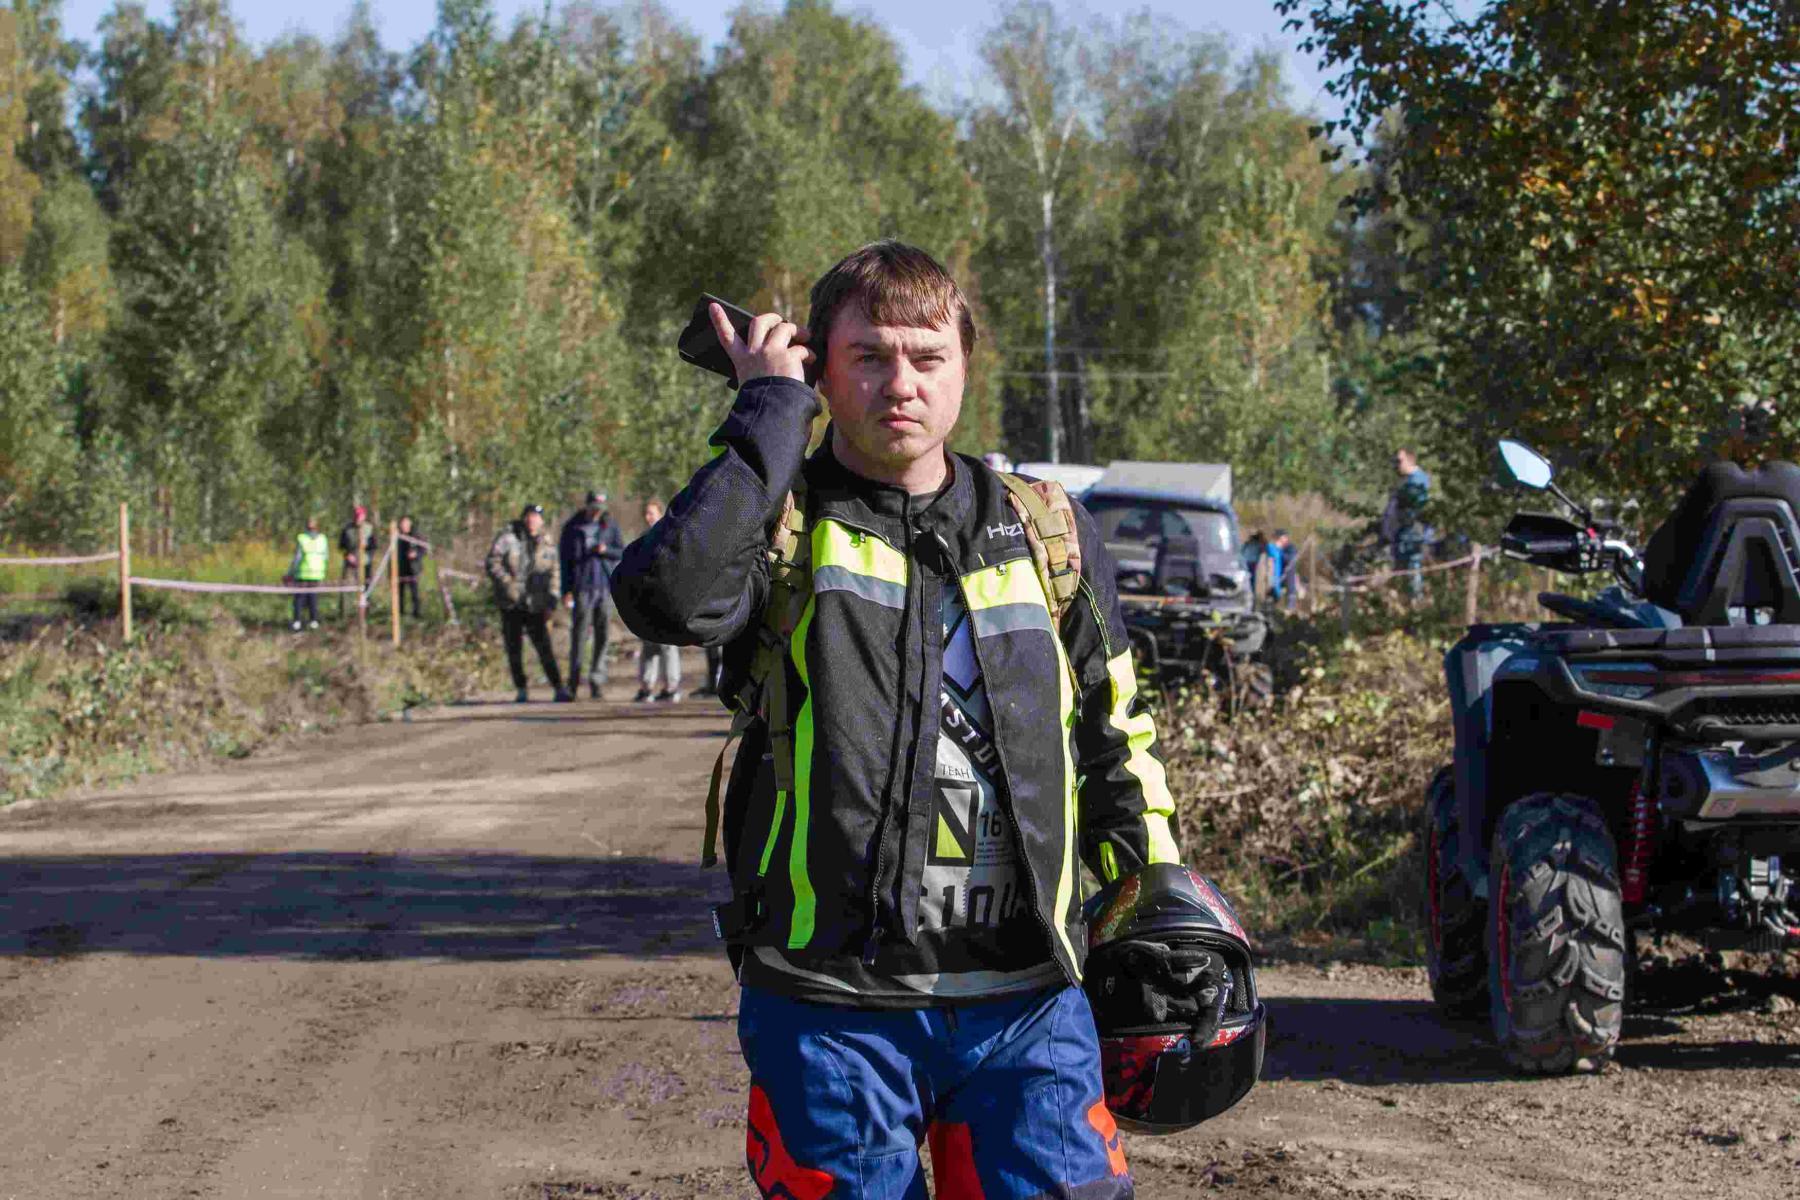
xmin=1424 ymin=440 xmax=1800 ymax=1072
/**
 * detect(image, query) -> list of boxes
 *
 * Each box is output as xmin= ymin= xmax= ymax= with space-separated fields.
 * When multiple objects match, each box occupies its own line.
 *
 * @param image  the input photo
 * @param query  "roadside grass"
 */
xmin=0 ymin=609 xmax=511 ymax=807
xmin=1 ymin=536 xmax=484 ymax=628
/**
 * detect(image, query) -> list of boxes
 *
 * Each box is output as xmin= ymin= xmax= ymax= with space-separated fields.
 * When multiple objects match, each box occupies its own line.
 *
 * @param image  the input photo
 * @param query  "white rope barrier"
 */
xmin=129 ymin=577 xmax=363 ymax=595
xmin=361 ymin=544 xmax=394 ymax=603
xmin=0 ymin=551 xmax=120 ymax=567
xmin=1334 ymin=547 xmax=1489 ymax=592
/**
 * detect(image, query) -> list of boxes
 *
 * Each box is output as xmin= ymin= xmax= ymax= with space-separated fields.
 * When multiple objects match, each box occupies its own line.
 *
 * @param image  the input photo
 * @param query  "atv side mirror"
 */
xmin=1498 ymin=440 xmax=1554 ymax=490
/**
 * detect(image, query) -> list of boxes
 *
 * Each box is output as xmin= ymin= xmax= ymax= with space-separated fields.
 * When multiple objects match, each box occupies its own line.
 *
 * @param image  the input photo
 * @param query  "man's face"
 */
xmin=1395 ymin=452 xmax=1415 ymax=477
xmin=644 ymin=503 xmax=663 ymax=525
xmin=820 ymin=308 xmax=965 ymax=476
xmin=524 ymin=511 xmax=544 ymax=536
xmin=399 ymin=518 xmax=412 ymax=533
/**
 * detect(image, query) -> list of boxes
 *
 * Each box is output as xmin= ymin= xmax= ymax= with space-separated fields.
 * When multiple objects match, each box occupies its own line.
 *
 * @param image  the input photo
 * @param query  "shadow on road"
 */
xmin=1261 ymin=997 xmax=1512 ymax=1085
xmin=1263 ymin=996 xmax=1800 ymax=1083
xmin=1 ymin=852 xmax=724 ymax=962
xmin=1617 ymin=1039 xmax=1800 ymax=1071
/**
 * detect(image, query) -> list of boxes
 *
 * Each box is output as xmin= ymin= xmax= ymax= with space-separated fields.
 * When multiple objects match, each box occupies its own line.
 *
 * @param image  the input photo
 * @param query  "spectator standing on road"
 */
xmin=1381 ymin=448 xmax=1433 ymax=596
xmin=397 ymin=515 xmax=426 ymax=620
xmin=632 ymin=498 xmax=682 ymax=703
xmin=486 ymin=504 xmax=571 ymax=703
xmin=286 ymin=516 xmax=329 ymax=632
xmin=612 ymin=242 xmax=1180 ymax=1199
xmin=337 ymin=504 xmax=375 ymax=617
xmin=559 ymin=490 xmax=625 ymax=699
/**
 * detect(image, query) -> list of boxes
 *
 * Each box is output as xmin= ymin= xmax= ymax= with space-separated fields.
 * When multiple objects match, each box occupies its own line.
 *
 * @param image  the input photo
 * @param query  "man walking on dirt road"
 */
xmin=613 ymin=241 xmax=1179 ymax=1199
xmin=487 ymin=503 xmax=571 ymax=704
xmin=560 ymin=490 xmax=625 ymax=699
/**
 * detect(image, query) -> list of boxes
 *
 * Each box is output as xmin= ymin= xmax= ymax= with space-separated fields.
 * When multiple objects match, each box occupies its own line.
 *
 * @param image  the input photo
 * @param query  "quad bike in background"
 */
xmin=1083 ymin=478 xmax=1272 ymax=707
xmin=1423 ymin=440 xmax=1800 ymax=1072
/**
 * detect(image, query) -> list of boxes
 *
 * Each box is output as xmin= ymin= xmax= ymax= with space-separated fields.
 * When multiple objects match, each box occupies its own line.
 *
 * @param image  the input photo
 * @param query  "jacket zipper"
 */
xmin=862 ymin=498 xmax=914 ymax=966
xmin=956 ymin=561 xmax=1072 ymax=983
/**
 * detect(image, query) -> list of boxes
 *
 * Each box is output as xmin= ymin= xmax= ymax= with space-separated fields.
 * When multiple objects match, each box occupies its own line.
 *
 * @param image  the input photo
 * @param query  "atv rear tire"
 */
xmin=1422 ymin=766 xmax=1486 ymax=1018
xmin=1487 ymin=792 xmax=1627 ymax=1073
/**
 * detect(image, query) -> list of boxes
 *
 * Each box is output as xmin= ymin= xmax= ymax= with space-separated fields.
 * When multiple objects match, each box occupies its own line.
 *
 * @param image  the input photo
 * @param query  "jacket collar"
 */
xmin=805 ymin=425 xmax=974 ymax=535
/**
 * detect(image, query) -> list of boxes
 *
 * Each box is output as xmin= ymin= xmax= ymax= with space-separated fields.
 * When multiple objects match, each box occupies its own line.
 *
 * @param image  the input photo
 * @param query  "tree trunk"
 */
xmin=1040 ymin=188 xmax=1061 ymax=463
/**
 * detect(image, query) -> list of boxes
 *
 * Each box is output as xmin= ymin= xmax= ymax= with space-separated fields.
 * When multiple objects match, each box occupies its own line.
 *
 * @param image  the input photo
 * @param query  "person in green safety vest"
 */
xmin=287 ymin=516 xmax=329 ymax=631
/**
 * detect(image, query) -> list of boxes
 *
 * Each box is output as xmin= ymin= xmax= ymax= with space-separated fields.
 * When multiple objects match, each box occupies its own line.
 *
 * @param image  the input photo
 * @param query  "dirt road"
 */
xmin=4 ymin=691 xmax=1799 ymax=1199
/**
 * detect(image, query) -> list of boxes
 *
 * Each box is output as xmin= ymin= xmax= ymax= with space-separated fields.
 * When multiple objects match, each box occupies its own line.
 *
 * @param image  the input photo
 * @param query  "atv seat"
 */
xmin=1154 ymin=534 xmax=1203 ymax=596
xmin=1642 ymin=462 xmax=1800 ymax=625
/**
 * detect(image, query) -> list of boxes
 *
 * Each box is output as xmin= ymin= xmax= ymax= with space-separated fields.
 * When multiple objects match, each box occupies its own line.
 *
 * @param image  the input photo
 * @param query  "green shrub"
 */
xmin=1164 ymin=619 xmax=1454 ymax=959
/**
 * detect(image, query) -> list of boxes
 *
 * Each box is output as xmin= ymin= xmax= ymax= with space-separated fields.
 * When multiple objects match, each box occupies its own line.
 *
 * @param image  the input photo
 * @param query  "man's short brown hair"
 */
xmin=807 ymin=241 xmax=976 ymax=368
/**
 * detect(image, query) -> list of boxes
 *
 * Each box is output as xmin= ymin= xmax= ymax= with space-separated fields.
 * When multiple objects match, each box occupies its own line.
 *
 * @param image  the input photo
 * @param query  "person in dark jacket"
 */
xmin=559 ymin=490 xmax=625 ymax=699
xmin=396 ymin=515 xmax=426 ymax=619
xmin=612 ymin=241 xmax=1177 ymax=1200
xmin=337 ymin=504 xmax=375 ymax=618
xmin=1381 ymin=448 xmax=1433 ymax=596
xmin=486 ymin=504 xmax=570 ymax=703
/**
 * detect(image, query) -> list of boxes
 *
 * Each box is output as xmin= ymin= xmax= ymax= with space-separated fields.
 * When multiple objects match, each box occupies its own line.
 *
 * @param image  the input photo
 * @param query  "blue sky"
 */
xmin=58 ymin=1 xmax=1344 ymax=118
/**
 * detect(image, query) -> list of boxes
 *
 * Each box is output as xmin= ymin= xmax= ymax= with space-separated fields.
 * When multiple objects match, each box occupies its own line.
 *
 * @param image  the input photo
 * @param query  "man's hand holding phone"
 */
xmin=709 ymin=304 xmax=814 ymax=388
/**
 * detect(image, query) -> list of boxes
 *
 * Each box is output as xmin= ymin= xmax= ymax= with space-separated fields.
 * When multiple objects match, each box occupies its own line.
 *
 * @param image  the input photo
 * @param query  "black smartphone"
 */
xmin=677 ymin=293 xmax=755 ymax=386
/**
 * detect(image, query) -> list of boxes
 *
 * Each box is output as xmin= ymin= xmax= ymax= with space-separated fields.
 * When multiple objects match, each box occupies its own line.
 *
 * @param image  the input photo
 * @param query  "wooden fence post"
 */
xmin=356 ymin=585 xmax=368 ymax=671
xmin=118 ymin=501 xmax=132 ymax=643
xmin=389 ymin=520 xmax=401 ymax=648
xmin=1463 ymin=546 xmax=1482 ymax=627
xmin=1306 ymin=538 xmax=1317 ymax=617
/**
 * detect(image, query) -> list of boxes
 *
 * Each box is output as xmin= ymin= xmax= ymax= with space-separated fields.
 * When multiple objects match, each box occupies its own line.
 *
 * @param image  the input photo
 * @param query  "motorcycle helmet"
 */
xmin=1083 ymin=864 xmax=1267 ymax=1133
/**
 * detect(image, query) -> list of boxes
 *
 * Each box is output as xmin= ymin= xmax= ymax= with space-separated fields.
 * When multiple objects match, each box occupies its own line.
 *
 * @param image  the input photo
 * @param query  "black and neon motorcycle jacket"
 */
xmin=612 ymin=377 xmax=1181 ymax=986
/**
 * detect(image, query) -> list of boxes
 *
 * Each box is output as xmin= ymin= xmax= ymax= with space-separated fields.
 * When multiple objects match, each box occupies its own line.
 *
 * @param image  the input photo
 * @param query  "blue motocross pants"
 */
xmin=737 ymin=984 xmax=1133 ymax=1200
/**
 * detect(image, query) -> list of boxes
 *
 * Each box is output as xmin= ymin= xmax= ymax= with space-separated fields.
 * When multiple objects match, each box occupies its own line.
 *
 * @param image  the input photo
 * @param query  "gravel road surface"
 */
xmin=4 ymin=691 xmax=1799 ymax=1198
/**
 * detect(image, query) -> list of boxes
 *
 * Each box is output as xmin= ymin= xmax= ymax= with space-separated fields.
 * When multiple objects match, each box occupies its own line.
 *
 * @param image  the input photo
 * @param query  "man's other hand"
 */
xmin=711 ymin=303 xmax=813 ymax=385
xmin=564 ymin=594 xmax=575 ymax=609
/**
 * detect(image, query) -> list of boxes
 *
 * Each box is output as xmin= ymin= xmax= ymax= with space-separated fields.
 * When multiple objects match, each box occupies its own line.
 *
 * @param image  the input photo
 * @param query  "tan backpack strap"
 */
xmin=701 ymin=706 xmax=757 ymax=867
xmin=702 ymin=487 xmax=812 ymax=868
xmin=998 ymin=473 xmax=1081 ymax=623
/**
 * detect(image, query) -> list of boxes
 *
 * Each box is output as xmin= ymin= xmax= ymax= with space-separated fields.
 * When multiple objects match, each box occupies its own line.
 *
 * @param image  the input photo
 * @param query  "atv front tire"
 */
xmin=1422 ymin=766 xmax=1486 ymax=1018
xmin=1487 ymin=792 xmax=1627 ymax=1072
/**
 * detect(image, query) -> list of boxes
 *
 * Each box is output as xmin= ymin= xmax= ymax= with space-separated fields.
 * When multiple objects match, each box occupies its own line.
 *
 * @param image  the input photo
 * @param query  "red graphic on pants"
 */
xmin=927 ymin=1120 xmax=987 ymax=1199
xmin=746 ymin=1084 xmax=836 ymax=1199
xmin=1086 ymin=1100 xmax=1130 ymax=1177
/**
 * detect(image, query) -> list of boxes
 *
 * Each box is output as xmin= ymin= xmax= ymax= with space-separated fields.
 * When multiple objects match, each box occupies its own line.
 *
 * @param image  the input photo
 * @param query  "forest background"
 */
xmin=2 ymin=0 xmax=1796 ymax=555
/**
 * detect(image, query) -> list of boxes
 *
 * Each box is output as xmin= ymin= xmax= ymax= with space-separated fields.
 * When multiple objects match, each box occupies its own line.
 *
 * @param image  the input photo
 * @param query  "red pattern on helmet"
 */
xmin=1184 ymin=871 xmax=1248 ymax=942
xmin=1100 ymin=1033 xmax=1187 ymax=1117
xmin=927 ymin=1121 xmax=987 ymax=1199
xmin=746 ymin=1084 xmax=835 ymax=1200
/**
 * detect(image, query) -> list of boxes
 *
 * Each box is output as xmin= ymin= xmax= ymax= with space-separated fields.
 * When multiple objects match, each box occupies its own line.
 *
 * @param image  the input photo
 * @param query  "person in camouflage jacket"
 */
xmin=486 ymin=504 xmax=570 ymax=702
